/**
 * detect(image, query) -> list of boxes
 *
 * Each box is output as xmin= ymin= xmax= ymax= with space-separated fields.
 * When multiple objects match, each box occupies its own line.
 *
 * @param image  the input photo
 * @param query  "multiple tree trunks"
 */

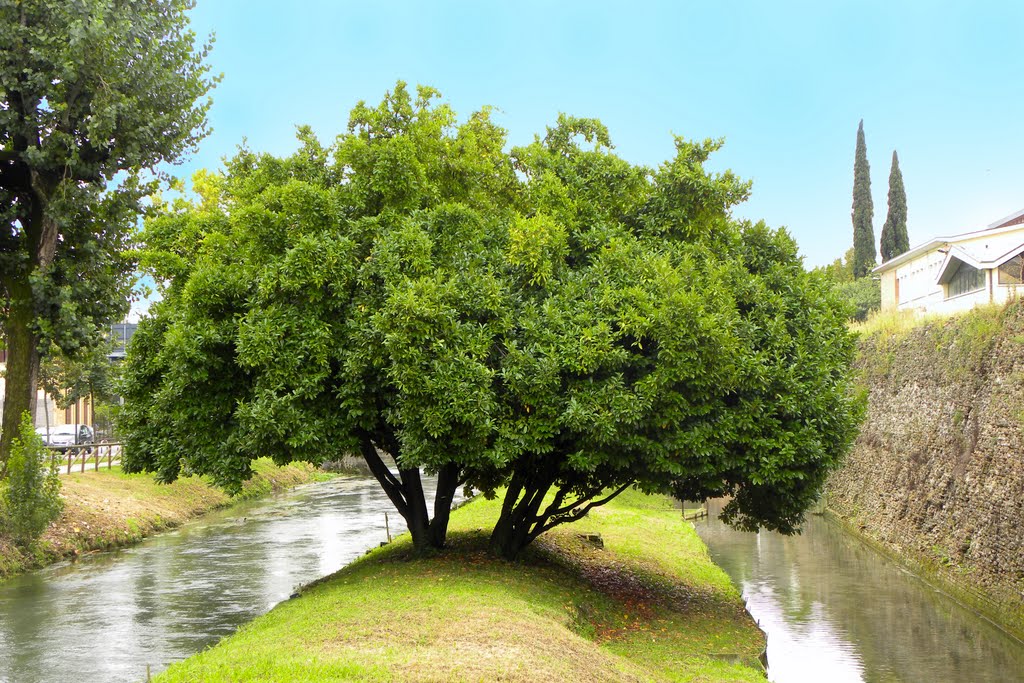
xmin=358 ymin=436 xmax=461 ymax=552
xmin=488 ymin=463 xmax=632 ymax=561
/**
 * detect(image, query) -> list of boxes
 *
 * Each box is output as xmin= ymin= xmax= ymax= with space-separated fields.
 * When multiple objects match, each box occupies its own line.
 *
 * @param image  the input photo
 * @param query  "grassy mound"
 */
xmin=158 ymin=490 xmax=766 ymax=682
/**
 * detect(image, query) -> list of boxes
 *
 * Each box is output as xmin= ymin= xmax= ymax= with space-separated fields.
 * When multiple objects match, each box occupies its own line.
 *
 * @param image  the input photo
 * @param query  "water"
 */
xmin=5 ymin=483 xmax=1022 ymax=682
xmin=695 ymin=499 xmax=1024 ymax=682
xmin=0 ymin=476 xmax=408 ymax=683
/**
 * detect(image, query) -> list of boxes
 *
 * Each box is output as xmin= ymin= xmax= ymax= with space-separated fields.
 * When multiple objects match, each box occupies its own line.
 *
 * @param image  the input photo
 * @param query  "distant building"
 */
xmin=876 ymin=209 xmax=1024 ymax=314
xmin=108 ymin=322 xmax=138 ymax=362
xmin=0 ymin=321 xmax=138 ymax=432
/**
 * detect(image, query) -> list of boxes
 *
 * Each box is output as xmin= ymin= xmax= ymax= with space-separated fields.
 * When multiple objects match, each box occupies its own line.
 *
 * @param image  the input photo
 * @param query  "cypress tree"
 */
xmin=851 ymin=120 xmax=876 ymax=278
xmin=880 ymin=150 xmax=909 ymax=262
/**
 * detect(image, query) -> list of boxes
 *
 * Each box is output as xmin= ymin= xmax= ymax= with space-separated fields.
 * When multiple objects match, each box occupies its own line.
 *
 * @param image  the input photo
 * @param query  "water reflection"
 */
xmin=0 ymin=476 xmax=418 ymax=683
xmin=696 ymin=499 xmax=1024 ymax=683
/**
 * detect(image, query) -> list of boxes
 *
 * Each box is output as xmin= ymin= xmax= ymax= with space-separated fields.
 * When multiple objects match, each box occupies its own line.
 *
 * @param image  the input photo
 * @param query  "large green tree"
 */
xmin=879 ymin=150 xmax=909 ymax=262
xmin=0 ymin=0 xmax=215 ymax=472
xmin=122 ymin=85 xmax=862 ymax=559
xmin=852 ymin=120 xmax=875 ymax=278
xmin=121 ymin=85 xmax=520 ymax=552
xmin=399 ymin=119 xmax=863 ymax=558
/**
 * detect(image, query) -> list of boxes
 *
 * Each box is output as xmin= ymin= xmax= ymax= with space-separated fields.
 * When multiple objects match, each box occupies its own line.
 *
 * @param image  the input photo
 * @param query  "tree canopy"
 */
xmin=879 ymin=150 xmax=909 ymax=262
xmin=0 ymin=0 xmax=216 ymax=471
xmin=122 ymin=84 xmax=862 ymax=559
xmin=851 ymin=120 xmax=876 ymax=278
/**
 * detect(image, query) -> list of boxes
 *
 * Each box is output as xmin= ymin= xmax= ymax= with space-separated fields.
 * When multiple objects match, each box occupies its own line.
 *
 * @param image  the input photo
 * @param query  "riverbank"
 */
xmin=156 ymin=490 xmax=766 ymax=682
xmin=827 ymin=301 xmax=1024 ymax=641
xmin=0 ymin=458 xmax=323 ymax=580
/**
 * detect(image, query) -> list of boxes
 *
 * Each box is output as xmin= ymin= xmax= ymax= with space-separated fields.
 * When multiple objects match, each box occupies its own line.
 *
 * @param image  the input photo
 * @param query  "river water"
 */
xmin=695 ymin=499 xmax=1024 ymax=682
xmin=3 ymin=481 xmax=1023 ymax=682
xmin=0 ymin=476 xmax=402 ymax=683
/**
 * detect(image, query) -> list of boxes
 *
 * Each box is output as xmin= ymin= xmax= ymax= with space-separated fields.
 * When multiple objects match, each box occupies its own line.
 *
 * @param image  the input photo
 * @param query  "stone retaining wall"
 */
xmin=826 ymin=302 xmax=1024 ymax=638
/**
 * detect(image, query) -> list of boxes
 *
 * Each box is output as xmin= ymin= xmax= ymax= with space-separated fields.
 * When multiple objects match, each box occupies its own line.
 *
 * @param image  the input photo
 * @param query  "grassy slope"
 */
xmin=158 ymin=490 xmax=766 ymax=682
xmin=0 ymin=458 xmax=322 ymax=579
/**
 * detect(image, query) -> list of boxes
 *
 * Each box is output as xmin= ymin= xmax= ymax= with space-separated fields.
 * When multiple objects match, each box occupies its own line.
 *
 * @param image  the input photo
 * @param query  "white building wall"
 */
xmin=881 ymin=222 xmax=1024 ymax=315
xmin=893 ymin=250 xmax=945 ymax=311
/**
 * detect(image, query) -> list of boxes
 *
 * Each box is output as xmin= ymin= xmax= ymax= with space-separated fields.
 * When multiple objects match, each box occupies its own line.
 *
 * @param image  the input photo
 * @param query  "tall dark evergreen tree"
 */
xmin=851 ymin=120 xmax=875 ymax=278
xmin=879 ymin=150 xmax=909 ymax=262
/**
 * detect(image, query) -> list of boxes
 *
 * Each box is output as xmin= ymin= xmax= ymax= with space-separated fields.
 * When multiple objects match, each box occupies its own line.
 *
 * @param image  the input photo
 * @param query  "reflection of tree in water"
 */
xmin=0 ymin=477 xmax=408 ymax=682
xmin=697 ymin=501 xmax=1024 ymax=682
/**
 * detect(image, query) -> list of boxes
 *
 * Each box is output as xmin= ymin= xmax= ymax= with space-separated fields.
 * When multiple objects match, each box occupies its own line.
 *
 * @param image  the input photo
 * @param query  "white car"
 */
xmin=36 ymin=424 xmax=94 ymax=448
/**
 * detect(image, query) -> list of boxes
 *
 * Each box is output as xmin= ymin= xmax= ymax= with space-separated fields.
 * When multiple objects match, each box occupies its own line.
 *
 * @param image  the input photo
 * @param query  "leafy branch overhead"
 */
xmin=0 ymin=0 xmax=218 ymax=471
xmin=122 ymin=83 xmax=862 ymax=559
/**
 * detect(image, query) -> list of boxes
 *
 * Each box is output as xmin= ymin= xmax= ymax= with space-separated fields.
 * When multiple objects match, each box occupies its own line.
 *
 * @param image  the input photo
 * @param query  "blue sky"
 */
xmin=172 ymin=0 xmax=1024 ymax=269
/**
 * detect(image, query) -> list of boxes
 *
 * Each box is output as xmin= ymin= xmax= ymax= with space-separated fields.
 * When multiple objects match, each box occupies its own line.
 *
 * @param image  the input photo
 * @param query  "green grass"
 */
xmin=849 ymin=306 xmax=939 ymax=338
xmin=157 ymin=490 xmax=766 ymax=682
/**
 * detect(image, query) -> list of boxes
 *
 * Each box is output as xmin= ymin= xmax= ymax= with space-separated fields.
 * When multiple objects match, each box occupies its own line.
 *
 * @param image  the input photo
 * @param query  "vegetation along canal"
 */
xmin=696 ymin=498 xmax=1024 ymax=682
xmin=0 ymin=476 xmax=410 ymax=683
xmin=4 ymin=478 xmax=1023 ymax=682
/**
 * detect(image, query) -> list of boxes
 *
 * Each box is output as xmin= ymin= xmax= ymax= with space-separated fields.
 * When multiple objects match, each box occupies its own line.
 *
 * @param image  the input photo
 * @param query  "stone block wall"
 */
xmin=827 ymin=302 xmax=1024 ymax=637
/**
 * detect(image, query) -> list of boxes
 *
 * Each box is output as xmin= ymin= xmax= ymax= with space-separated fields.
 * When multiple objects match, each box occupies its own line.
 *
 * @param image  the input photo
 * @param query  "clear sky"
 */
xmin=173 ymin=0 xmax=1024 ymax=269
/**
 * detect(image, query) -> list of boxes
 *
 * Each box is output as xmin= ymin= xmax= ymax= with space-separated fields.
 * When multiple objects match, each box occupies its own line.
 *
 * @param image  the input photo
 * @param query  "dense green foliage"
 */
xmin=814 ymin=248 xmax=881 ymax=322
xmin=39 ymin=340 xmax=118 ymax=410
xmin=820 ymin=247 xmax=855 ymax=284
xmin=880 ymin=151 xmax=909 ymax=262
xmin=0 ymin=413 xmax=62 ymax=546
xmin=852 ymin=120 xmax=876 ymax=278
xmin=0 ymin=0 xmax=216 ymax=471
xmin=834 ymin=277 xmax=882 ymax=322
xmin=122 ymin=84 xmax=863 ymax=558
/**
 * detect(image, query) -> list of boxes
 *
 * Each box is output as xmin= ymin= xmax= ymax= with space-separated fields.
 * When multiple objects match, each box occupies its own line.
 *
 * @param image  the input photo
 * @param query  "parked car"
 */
xmin=36 ymin=424 xmax=94 ymax=448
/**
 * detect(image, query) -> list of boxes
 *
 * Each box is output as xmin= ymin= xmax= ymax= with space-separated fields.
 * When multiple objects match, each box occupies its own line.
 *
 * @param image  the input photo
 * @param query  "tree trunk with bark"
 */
xmin=0 ymin=160 xmax=57 ymax=475
xmin=489 ymin=458 xmax=634 ymax=561
xmin=358 ymin=434 xmax=460 ymax=553
xmin=488 ymin=467 xmax=553 ymax=561
xmin=0 ymin=277 xmax=40 ymax=478
xmin=427 ymin=462 xmax=461 ymax=548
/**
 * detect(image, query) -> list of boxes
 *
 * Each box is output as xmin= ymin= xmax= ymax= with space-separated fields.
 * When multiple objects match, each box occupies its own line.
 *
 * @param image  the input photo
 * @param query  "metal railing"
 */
xmin=47 ymin=442 xmax=122 ymax=474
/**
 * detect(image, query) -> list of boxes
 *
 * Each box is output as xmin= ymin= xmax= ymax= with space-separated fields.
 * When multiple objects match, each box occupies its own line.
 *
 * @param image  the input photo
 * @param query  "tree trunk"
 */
xmin=426 ymin=462 xmax=461 ymax=548
xmin=1 ymin=163 xmax=57 ymax=476
xmin=400 ymin=466 xmax=431 ymax=553
xmin=356 ymin=434 xmax=455 ymax=553
xmin=489 ymin=476 xmax=551 ymax=561
xmin=0 ymin=278 xmax=40 ymax=477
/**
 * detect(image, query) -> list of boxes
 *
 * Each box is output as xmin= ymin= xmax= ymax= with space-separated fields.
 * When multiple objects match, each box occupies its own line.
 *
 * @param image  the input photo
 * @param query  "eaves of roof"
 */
xmin=874 ymin=221 xmax=1024 ymax=275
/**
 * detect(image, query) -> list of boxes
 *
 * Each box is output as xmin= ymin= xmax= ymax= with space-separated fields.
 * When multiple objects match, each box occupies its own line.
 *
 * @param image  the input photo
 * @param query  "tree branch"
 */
xmin=358 ymin=434 xmax=409 ymax=519
xmin=0 ymin=153 xmax=31 ymax=193
xmin=531 ymin=481 xmax=634 ymax=539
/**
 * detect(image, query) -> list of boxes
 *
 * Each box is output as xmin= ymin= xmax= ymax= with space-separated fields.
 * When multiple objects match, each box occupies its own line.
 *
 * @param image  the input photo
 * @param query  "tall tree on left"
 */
xmin=0 ymin=0 xmax=216 ymax=474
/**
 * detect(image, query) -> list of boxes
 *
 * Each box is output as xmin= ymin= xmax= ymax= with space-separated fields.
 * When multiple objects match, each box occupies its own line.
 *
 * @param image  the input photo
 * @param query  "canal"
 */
xmin=696 ymin=498 xmax=1024 ymax=682
xmin=3 ymin=479 xmax=1023 ymax=682
xmin=0 ymin=476 xmax=403 ymax=683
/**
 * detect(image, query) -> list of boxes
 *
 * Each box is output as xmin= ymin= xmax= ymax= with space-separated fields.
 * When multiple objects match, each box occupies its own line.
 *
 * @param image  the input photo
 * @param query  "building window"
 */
xmin=998 ymin=255 xmax=1024 ymax=285
xmin=946 ymin=262 xmax=985 ymax=298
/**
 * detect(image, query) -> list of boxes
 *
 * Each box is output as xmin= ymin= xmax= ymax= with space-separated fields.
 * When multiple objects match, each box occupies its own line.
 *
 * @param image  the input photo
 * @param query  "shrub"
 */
xmin=0 ymin=413 xmax=63 ymax=547
xmin=835 ymin=277 xmax=881 ymax=322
